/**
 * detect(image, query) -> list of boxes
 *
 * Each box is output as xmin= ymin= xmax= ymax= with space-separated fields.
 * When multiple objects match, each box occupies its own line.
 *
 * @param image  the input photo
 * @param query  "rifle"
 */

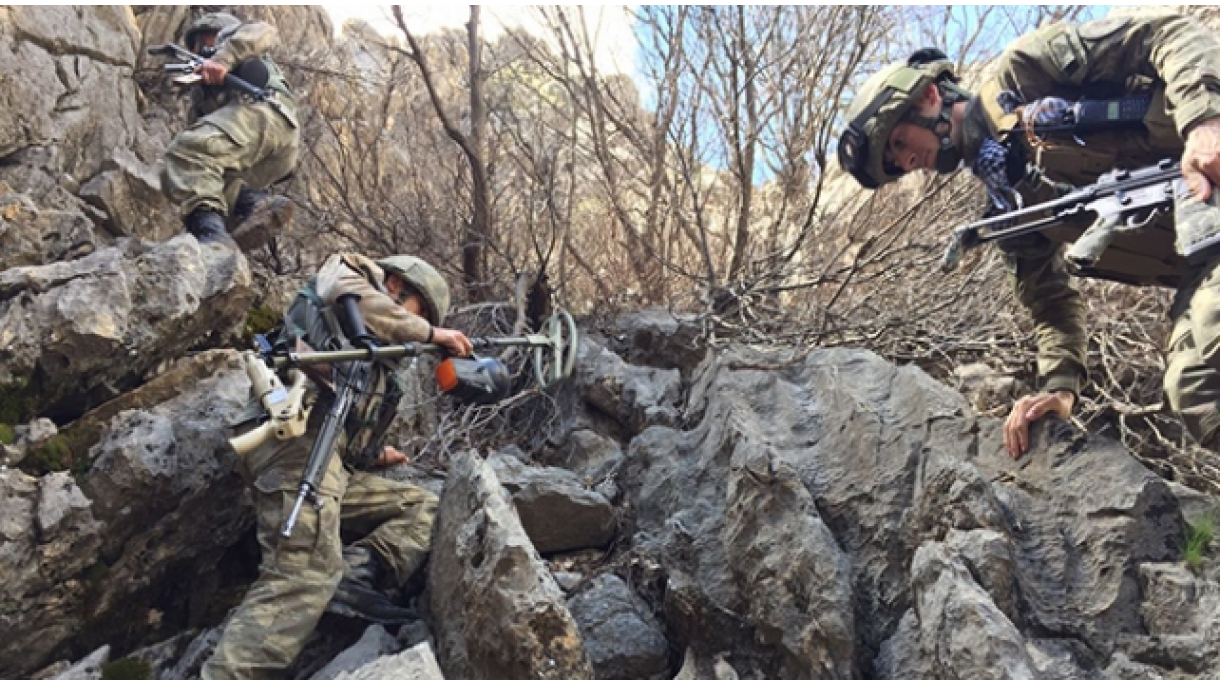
xmin=146 ymin=43 xmax=270 ymax=101
xmin=940 ymin=159 xmax=1195 ymax=274
xmin=281 ymin=293 xmax=376 ymax=538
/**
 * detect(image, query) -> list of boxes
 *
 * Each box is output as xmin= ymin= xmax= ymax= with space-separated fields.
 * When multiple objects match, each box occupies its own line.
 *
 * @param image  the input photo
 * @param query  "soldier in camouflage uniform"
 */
xmin=838 ymin=12 xmax=1220 ymax=457
xmin=161 ymin=12 xmax=300 ymax=251
xmin=202 ymin=254 xmax=473 ymax=680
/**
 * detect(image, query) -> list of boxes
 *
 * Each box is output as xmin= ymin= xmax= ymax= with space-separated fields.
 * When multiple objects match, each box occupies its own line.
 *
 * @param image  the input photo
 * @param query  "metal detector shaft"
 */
xmin=267 ymin=309 xmax=579 ymax=387
xmin=270 ymin=335 xmax=555 ymax=369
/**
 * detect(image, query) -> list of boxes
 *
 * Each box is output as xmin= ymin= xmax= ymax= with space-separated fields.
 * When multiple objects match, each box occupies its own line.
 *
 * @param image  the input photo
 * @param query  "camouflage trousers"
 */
xmin=1165 ymin=253 xmax=1220 ymax=449
xmin=161 ymin=100 xmax=300 ymax=219
xmin=201 ymin=418 xmax=437 ymax=680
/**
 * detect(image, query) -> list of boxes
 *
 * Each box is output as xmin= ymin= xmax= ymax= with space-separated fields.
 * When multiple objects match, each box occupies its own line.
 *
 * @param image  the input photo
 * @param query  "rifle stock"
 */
xmin=230 ymin=421 xmax=273 ymax=456
xmin=229 ymin=362 xmax=310 ymax=457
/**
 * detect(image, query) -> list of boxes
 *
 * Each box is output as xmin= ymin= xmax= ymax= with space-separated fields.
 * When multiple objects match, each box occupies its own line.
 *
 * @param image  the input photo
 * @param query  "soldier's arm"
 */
xmin=1000 ymin=234 xmax=1089 ymax=396
xmin=210 ymin=21 xmax=279 ymax=70
xmin=986 ymin=13 xmax=1220 ymax=137
xmin=315 ymin=254 xmax=433 ymax=345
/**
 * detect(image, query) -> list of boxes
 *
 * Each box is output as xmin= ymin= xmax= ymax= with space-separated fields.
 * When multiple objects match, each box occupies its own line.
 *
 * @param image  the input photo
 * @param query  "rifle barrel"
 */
xmin=974 ymin=214 xmax=1069 ymax=243
xmin=281 ymin=360 xmax=367 ymax=538
xmin=282 ymin=485 xmax=310 ymax=537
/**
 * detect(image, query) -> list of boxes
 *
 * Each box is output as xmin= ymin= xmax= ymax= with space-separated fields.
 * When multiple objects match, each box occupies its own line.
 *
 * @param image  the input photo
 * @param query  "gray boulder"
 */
xmin=567 ymin=573 xmax=669 ymax=679
xmin=489 ymin=451 xmax=616 ymax=554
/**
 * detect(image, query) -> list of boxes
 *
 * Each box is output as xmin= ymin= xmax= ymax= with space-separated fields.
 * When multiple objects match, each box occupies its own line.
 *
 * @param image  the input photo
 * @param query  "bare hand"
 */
xmin=1003 ymin=390 xmax=1075 ymax=459
xmin=197 ymin=59 xmax=229 ymax=86
xmin=372 ymin=446 xmax=410 ymax=467
xmin=433 ymin=327 xmax=473 ymax=357
xmin=1183 ymin=117 xmax=1220 ymax=202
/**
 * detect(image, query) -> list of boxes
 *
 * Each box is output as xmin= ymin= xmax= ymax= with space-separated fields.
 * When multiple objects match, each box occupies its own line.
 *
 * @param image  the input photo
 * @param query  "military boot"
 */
xmin=230 ymin=188 xmax=293 ymax=252
xmin=325 ymin=544 xmax=418 ymax=624
xmin=185 ymin=208 xmax=237 ymax=249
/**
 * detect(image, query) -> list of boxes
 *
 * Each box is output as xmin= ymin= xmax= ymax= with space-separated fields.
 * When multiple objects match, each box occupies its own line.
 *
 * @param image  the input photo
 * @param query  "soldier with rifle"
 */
xmin=153 ymin=12 xmax=299 ymax=251
xmin=838 ymin=11 xmax=1220 ymax=459
xmin=202 ymin=253 xmax=473 ymax=680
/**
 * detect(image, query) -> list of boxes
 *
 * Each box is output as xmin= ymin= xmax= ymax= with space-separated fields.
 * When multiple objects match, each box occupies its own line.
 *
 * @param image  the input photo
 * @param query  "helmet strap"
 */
xmin=904 ymin=109 xmax=954 ymax=148
xmin=903 ymin=81 xmax=968 ymax=172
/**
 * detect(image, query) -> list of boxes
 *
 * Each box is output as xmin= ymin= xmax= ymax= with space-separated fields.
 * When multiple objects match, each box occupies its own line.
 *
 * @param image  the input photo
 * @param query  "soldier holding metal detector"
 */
xmin=150 ymin=12 xmax=298 ymax=251
xmin=838 ymin=12 xmax=1220 ymax=459
xmin=202 ymin=253 xmax=473 ymax=680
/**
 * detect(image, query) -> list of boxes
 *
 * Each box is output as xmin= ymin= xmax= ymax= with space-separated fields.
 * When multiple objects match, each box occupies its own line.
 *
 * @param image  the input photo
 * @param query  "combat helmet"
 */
xmin=182 ymin=12 xmax=241 ymax=53
xmin=376 ymin=256 xmax=451 ymax=326
xmin=837 ymin=49 xmax=972 ymax=189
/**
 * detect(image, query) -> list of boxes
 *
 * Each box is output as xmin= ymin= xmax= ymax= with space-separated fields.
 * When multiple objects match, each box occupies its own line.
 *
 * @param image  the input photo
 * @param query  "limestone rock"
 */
xmin=489 ymin=451 xmax=616 ymax=554
xmin=336 ymin=641 xmax=445 ymax=680
xmin=567 ymin=573 xmax=669 ymax=679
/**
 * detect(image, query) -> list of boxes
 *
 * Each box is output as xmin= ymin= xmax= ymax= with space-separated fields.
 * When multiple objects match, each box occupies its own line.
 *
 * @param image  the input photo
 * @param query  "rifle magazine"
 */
xmin=1174 ymin=182 xmax=1220 ymax=264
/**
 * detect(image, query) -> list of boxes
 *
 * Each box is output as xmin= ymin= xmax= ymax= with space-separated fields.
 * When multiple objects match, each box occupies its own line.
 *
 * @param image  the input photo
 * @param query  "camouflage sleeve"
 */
xmin=210 ymin=21 xmax=279 ymax=70
xmin=315 ymin=254 xmax=434 ymax=345
xmin=999 ymin=231 xmax=1089 ymax=396
xmin=983 ymin=12 xmax=1220 ymax=137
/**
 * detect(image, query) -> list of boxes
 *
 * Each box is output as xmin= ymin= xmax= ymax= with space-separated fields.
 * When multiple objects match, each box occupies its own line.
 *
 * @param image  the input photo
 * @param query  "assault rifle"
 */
xmin=281 ymin=293 xmax=376 ymax=538
xmin=281 ymin=358 xmax=371 ymax=537
xmin=940 ymin=158 xmax=1200 ymax=274
xmin=146 ymin=43 xmax=271 ymax=101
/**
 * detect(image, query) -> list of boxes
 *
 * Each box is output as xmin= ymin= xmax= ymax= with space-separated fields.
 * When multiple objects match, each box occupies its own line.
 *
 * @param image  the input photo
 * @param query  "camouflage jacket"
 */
xmin=188 ymin=21 xmax=296 ymax=125
xmin=959 ymin=12 xmax=1220 ymax=395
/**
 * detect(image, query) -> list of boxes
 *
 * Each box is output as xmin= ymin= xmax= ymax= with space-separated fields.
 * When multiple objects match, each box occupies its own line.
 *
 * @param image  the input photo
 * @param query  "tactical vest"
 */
xmin=278 ymin=278 xmax=404 ymax=469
